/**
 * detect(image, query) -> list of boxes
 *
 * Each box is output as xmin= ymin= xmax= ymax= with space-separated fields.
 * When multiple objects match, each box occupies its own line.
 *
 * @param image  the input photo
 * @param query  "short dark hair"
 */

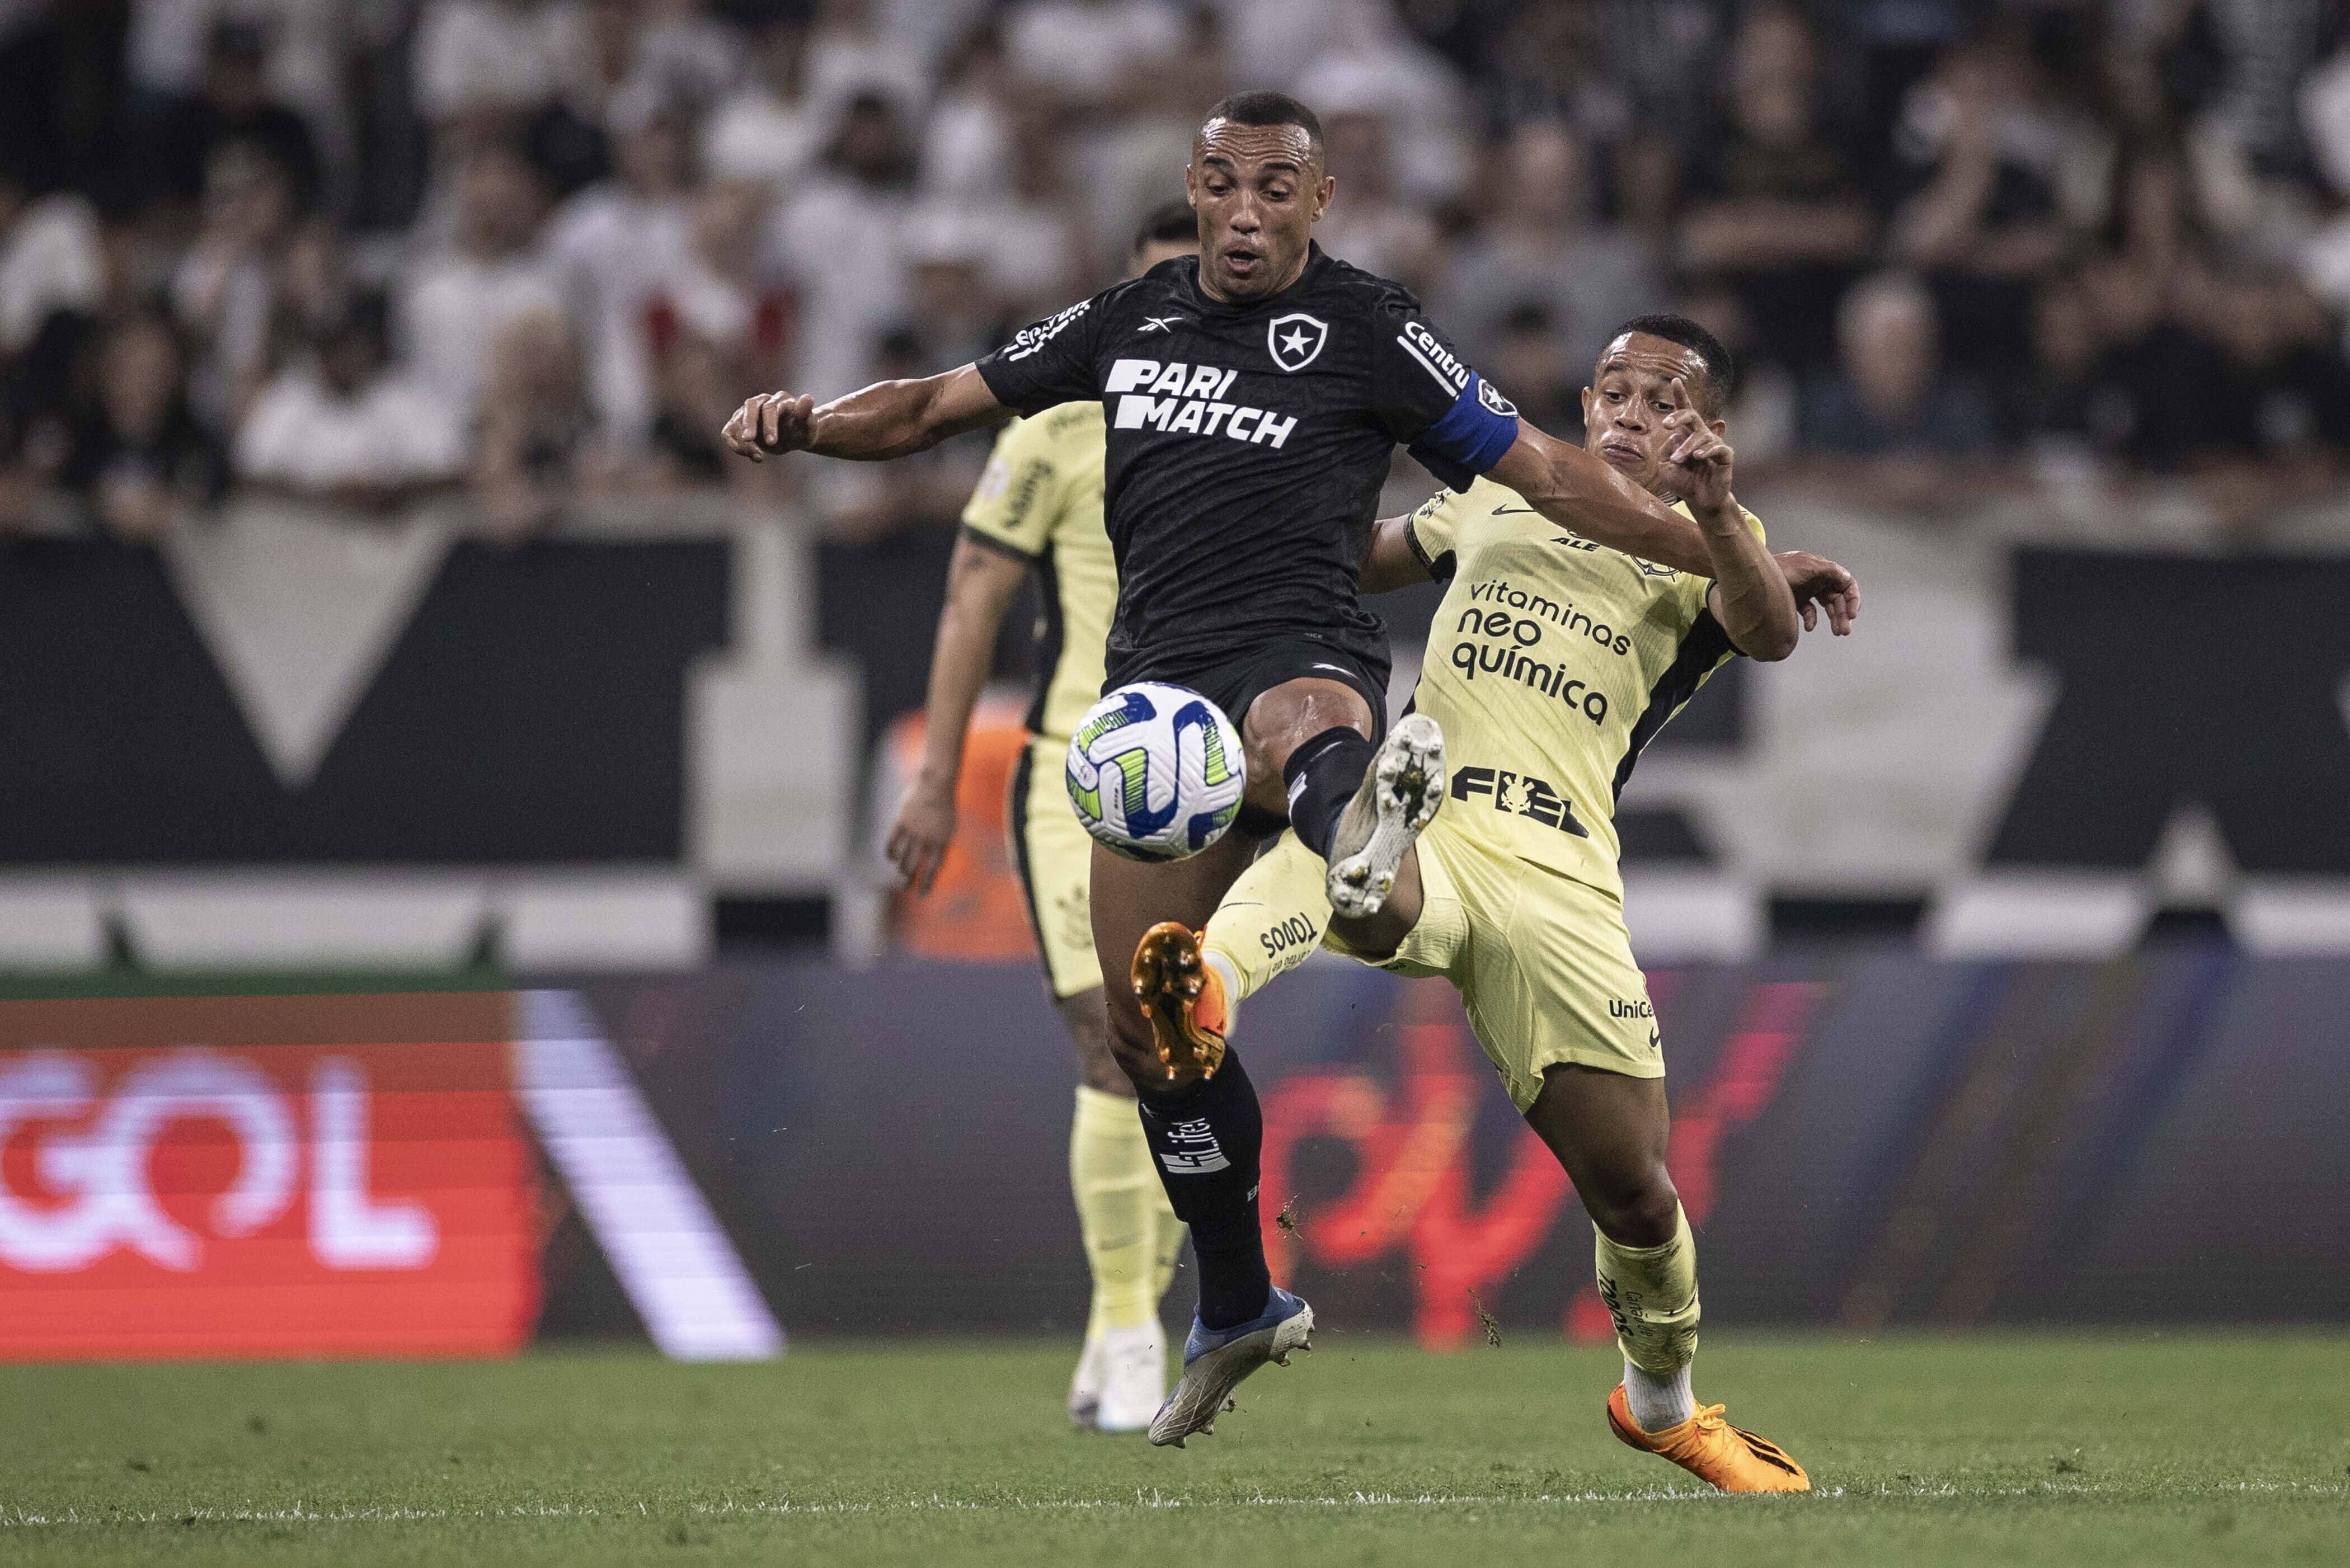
xmin=1132 ymin=199 xmax=1198 ymax=256
xmin=1606 ymin=313 xmax=1735 ymax=414
xmin=1200 ymin=91 xmax=1324 ymax=159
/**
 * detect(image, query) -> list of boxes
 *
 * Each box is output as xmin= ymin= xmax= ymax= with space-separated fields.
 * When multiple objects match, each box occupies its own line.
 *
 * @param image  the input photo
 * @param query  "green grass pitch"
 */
xmin=2 ymin=1333 xmax=2344 ymax=1566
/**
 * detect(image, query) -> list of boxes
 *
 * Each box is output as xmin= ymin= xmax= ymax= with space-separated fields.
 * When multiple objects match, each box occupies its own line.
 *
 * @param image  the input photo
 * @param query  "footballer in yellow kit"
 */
xmin=1350 ymin=473 xmax=1754 ymax=1102
xmin=885 ymin=206 xmax=1201 ymax=1435
xmin=963 ymin=399 xmax=1123 ymax=1004
xmin=1135 ymin=316 xmax=1859 ymax=1491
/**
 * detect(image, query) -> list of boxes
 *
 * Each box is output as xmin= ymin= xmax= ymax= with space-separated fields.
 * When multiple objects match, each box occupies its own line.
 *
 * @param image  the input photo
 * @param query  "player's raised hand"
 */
xmin=885 ymin=776 xmax=958 ymax=895
xmin=1657 ymin=375 xmax=1735 ymax=514
xmin=722 ymin=390 xmax=819 ymax=462
xmin=1774 ymin=550 xmax=1861 ymax=636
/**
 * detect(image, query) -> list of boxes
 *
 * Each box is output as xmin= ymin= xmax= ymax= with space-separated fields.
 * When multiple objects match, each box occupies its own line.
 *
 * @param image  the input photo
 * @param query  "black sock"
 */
xmin=1136 ymin=1049 xmax=1271 ymax=1330
xmin=1284 ymin=726 xmax=1375 ymax=861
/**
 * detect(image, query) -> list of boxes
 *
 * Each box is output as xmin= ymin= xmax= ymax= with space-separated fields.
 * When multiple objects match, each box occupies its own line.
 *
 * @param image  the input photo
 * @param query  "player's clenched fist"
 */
xmin=722 ymin=390 xmax=818 ymax=462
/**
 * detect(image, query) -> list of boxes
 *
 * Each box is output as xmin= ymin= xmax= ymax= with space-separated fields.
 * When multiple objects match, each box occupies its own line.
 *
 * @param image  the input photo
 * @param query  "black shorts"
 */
xmin=1112 ymin=635 xmax=1390 ymax=741
xmin=1110 ymin=636 xmax=1392 ymax=839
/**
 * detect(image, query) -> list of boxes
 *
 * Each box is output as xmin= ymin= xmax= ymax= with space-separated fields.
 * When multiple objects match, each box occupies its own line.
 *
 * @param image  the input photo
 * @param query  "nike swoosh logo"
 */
xmin=1493 ymin=506 xmax=1540 ymax=515
xmin=1308 ymin=662 xmax=1355 ymax=678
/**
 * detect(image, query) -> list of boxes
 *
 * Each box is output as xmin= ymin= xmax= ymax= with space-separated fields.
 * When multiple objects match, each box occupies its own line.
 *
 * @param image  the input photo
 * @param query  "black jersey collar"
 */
xmin=1182 ymin=242 xmax=1334 ymax=318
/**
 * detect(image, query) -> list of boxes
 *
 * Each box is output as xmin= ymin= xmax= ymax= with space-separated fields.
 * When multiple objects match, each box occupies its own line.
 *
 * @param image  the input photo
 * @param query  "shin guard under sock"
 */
xmin=1283 ymin=726 xmax=1376 ymax=861
xmin=1595 ymin=1206 xmax=1700 ymax=1429
xmin=1136 ymin=1049 xmax=1270 ymax=1330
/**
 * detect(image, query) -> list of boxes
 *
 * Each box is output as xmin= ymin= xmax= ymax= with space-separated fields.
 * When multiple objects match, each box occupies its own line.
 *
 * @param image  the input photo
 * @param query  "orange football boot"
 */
xmin=1605 ymin=1383 xmax=1811 ymax=1493
xmin=1130 ymin=922 xmax=1228 ymax=1082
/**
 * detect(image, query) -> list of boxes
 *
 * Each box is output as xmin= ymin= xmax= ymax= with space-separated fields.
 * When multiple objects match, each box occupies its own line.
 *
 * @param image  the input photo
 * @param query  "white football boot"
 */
xmin=1324 ymin=714 xmax=1446 ymax=918
xmin=1092 ymin=1323 xmax=1169 ymax=1434
xmin=1148 ymin=1286 xmax=1314 ymax=1447
xmin=1068 ymin=1332 xmax=1106 ymax=1430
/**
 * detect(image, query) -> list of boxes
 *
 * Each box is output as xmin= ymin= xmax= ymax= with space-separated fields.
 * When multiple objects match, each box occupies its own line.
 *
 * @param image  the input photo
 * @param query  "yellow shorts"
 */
xmin=1373 ymin=817 xmax=1663 ymax=1110
xmin=1009 ymin=735 xmax=1102 ymax=1000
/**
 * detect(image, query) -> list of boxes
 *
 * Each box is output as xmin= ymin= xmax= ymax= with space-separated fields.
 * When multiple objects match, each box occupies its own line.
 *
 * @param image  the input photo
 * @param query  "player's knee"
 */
xmin=1242 ymin=677 xmax=1372 ymax=764
xmin=1586 ymin=1164 xmax=1680 ymax=1250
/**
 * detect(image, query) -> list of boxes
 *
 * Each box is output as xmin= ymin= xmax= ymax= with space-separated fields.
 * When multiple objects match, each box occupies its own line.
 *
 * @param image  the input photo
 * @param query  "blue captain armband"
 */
xmin=1407 ymin=373 xmax=1520 ymax=491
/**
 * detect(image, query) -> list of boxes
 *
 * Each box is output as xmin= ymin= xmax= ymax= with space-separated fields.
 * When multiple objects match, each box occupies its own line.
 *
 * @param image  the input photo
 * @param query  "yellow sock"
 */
xmin=1594 ymin=1204 xmax=1700 ymax=1376
xmin=1071 ymin=1085 xmax=1171 ymax=1334
xmin=1200 ymin=829 xmax=1334 ymax=1005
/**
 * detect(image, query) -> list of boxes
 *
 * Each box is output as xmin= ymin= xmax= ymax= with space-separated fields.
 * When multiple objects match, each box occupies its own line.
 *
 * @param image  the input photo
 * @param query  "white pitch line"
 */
xmin=2 ymin=1480 xmax=2343 ymax=1529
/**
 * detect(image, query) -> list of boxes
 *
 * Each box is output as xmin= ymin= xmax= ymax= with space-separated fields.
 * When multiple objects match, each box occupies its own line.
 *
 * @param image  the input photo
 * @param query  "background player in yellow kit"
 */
xmin=1137 ymin=315 xmax=1859 ymax=1489
xmin=884 ymin=204 xmax=1202 ymax=1434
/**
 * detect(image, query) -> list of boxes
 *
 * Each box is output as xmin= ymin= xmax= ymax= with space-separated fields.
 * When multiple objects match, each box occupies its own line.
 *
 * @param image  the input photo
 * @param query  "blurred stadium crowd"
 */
xmin=4 ymin=0 xmax=2350 ymax=552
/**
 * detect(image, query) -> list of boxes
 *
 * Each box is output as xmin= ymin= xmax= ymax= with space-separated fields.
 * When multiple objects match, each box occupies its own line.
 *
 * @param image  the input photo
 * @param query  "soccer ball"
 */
xmin=1065 ymin=683 xmax=1247 ymax=861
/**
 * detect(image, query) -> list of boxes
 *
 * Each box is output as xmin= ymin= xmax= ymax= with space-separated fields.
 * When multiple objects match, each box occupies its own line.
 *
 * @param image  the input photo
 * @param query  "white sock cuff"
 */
xmin=1624 ymin=1358 xmax=1695 ymax=1433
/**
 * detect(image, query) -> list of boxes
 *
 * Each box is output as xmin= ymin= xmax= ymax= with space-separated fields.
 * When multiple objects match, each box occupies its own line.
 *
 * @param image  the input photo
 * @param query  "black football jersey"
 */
xmin=975 ymin=245 xmax=1520 ymax=689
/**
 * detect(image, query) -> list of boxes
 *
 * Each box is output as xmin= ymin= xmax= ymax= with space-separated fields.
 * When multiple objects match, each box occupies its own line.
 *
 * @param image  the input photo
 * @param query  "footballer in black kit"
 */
xmin=725 ymin=88 xmax=1747 ymax=1447
xmin=972 ymin=243 xmax=1519 ymax=733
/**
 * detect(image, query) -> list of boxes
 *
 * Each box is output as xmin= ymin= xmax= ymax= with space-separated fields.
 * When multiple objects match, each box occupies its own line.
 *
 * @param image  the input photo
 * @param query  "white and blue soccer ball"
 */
xmin=1065 ymin=683 xmax=1247 ymax=861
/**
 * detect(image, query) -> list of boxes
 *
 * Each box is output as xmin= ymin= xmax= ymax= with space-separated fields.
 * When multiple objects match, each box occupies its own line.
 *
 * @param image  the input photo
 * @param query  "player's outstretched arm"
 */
xmin=1653 ymin=379 xmax=1802 ymax=661
xmin=1485 ymin=423 xmax=1719 ymax=578
xmin=885 ymin=532 xmax=1032 ymax=894
xmin=722 ymin=364 xmax=1010 ymax=464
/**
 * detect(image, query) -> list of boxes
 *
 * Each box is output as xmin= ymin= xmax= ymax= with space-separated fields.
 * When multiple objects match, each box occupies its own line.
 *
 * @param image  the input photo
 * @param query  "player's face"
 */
xmin=1129 ymin=237 xmax=1198 ymax=279
xmin=1185 ymin=120 xmax=1333 ymax=303
xmin=1580 ymin=333 xmax=1723 ymax=497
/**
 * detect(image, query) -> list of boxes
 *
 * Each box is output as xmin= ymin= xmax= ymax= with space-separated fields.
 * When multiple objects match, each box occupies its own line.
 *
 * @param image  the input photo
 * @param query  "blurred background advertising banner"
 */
xmin=0 ymin=991 xmax=780 ymax=1362
xmin=557 ymin=952 xmax=2350 ymax=1344
xmin=3 ymin=955 xmax=2346 ymax=1360
xmin=0 ymin=993 xmax=538 ymax=1359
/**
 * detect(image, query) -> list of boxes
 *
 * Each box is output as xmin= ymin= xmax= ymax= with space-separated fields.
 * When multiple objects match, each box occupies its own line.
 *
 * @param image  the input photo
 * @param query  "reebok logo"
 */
xmin=1106 ymin=358 xmax=1297 ymax=448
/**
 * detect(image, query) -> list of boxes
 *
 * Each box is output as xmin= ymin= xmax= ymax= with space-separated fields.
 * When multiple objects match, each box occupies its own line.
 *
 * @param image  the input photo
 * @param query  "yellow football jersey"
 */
xmin=1403 ymin=475 xmax=1761 ymax=899
xmin=961 ymin=403 xmax=1117 ymax=743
